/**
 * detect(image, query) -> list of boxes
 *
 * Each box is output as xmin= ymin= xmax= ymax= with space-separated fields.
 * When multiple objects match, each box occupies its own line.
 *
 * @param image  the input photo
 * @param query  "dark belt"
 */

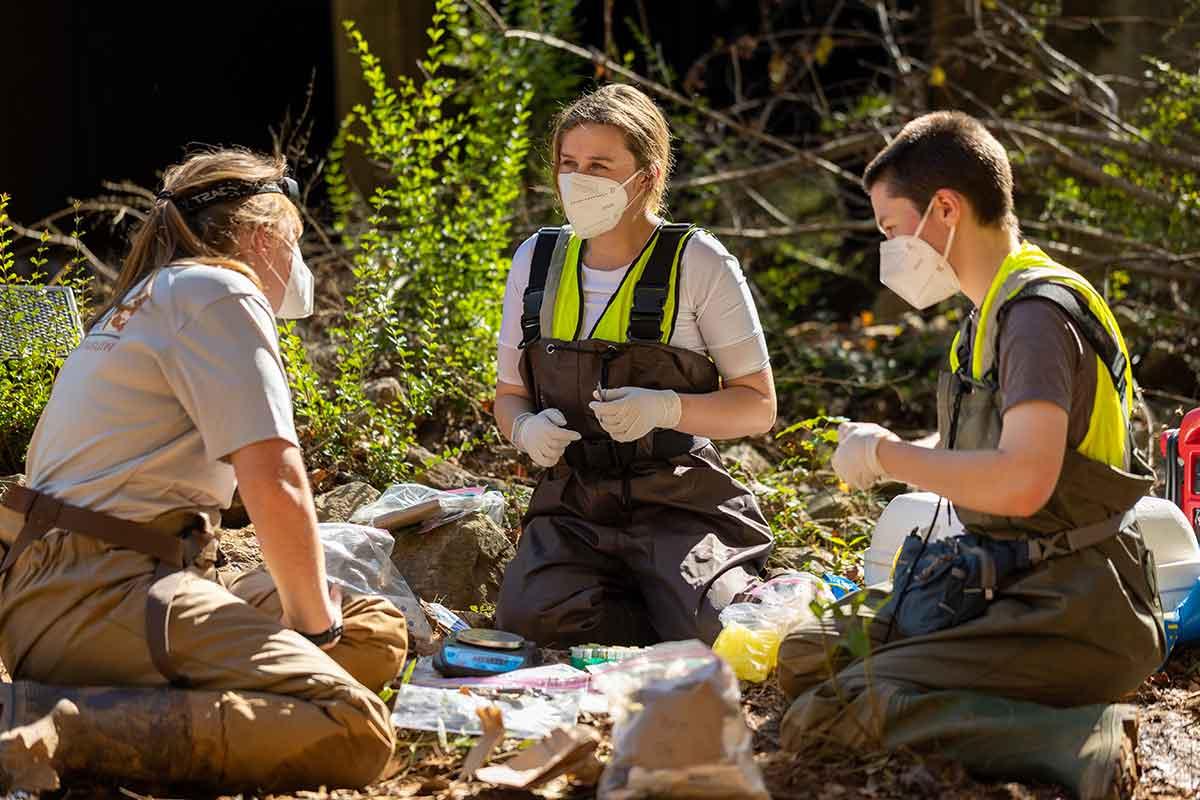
xmin=0 ymin=484 xmax=214 ymax=686
xmin=562 ymin=429 xmax=701 ymax=474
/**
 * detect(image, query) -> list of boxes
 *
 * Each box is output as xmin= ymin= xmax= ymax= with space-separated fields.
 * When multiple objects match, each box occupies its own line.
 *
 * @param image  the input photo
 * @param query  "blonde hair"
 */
xmin=551 ymin=84 xmax=674 ymax=214
xmin=94 ymin=147 xmax=300 ymax=325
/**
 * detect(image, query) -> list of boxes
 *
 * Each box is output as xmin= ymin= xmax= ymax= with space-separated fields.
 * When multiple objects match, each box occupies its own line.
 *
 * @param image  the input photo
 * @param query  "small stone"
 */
xmin=364 ymin=377 xmax=404 ymax=407
xmin=313 ymin=481 xmax=382 ymax=523
xmin=720 ymin=443 xmax=773 ymax=476
xmin=807 ymin=489 xmax=854 ymax=521
xmin=406 ymin=445 xmax=482 ymax=490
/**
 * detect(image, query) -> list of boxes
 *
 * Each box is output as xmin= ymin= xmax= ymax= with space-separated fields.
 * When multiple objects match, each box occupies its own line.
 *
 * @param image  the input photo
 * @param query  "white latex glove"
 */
xmin=511 ymin=408 xmax=582 ymax=467
xmin=588 ymin=386 xmax=682 ymax=443
xmin=832 ymin=421 xmax=900 ymax=490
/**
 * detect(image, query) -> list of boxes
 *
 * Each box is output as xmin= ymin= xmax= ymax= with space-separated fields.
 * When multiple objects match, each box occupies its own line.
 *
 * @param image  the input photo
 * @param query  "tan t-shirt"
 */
xmin=998 ymin=299 xmax=1098 ymax=449
xmin=24 ymin=263 xmax=298 ymax=522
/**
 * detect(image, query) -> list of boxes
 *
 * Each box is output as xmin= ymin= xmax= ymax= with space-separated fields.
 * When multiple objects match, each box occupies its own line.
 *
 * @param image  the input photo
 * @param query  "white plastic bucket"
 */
xmin=863 ymin=493 xmax=1200 ymax=612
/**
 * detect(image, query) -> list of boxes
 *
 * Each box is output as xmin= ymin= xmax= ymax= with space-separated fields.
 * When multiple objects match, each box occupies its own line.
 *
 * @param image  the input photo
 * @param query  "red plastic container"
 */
xmin=1181 ymin=408 xmax=1200 ymax=535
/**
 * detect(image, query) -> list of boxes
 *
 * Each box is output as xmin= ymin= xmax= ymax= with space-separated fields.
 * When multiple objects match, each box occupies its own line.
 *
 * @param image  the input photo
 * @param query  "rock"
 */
xmin=390 ymin=513 xmax=516 ymax=609
xmin=807 ymin=489 xmax=854 ymax=522
xmin=769 ymin=545 xmax=836 ymax=572
xmin=217 ymin=525 xmax=263 ymax=574
xmin=406 ymin=445 xmax=482 ymax=490
xmin=313 ymin=481 xmax=381 ymax=523
xmin=364 ymin=377 xmax=404 ymax=407
xmin=720 ymin=442 xmax=773 ymax=476
xmin=221 ymin=489 xmax=250 ymax=529
xmin=1137 ymin=342 xmax=1200 ymax=399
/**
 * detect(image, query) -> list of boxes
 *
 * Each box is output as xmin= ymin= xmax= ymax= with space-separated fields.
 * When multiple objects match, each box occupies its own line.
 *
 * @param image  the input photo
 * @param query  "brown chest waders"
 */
xmin=776 ymin=267 xmax=1164 ymax=800
xmin=495 ymin=224 xmax=773 ymax=647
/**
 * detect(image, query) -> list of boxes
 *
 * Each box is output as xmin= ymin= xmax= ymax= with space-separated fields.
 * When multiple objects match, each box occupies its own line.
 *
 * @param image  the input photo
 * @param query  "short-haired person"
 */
xmin=493 ymin=84 xmax=775 ymax=646
xmin=776 ymin=112 xmax=1162 ymax=799
xmin=0 ymin=150 xmax=407 ymax=791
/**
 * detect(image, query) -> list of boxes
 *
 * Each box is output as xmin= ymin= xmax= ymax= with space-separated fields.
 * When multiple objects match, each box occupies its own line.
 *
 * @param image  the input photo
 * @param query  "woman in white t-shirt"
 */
xmin=0 ymin=150 xmax=403 ymax=791
xmin=494 ymin=84 xmax=775 ymax=647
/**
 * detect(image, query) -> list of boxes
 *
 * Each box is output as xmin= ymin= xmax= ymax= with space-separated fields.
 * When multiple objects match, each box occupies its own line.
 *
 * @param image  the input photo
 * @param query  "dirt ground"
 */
xmin=298 ymin=650 xmax=1200 ymax=800
xmin=8 ymin=529 xmax=1200 ymax=799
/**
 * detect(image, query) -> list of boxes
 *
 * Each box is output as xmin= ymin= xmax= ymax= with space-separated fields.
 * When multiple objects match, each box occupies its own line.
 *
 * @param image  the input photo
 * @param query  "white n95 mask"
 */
xmin=558 ymin=169 xmax=644 ymax=239
xmin=268 ymin=244 xmax=315 ymax=319
xmin=879 ymin=198 xmax=959 ymax=310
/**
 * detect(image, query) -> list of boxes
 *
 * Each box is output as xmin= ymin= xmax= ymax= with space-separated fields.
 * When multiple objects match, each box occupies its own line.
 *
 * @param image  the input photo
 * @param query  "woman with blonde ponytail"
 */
xmin=0 ymin=149 xmax=406 ymax=792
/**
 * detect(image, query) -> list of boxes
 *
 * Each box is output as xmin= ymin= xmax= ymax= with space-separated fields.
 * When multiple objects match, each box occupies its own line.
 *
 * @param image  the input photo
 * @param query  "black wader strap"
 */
xmin=0 ymin=484 xmax=211 ymax=687
xmin=627 ymin=223 xmax=696 ymax=343
xmin=1002 ymin=282 xmax=1129 ymax=399
xmin=519 ymin=227 xmax=562 ymax=349
xmin=1025 ymin=509 xmax=1135 ymax=564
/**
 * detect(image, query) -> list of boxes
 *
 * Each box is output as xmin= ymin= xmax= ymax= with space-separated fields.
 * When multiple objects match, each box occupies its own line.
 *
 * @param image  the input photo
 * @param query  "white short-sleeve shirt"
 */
xmin=496 ymin=229 xmax=770 ymax=387
xmin=25 ymin=263 xmax=299 ymax=522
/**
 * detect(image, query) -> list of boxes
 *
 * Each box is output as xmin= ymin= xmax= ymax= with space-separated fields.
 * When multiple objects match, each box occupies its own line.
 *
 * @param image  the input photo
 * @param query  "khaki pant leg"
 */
xmin=0 ymin=532 xmax=396 ymax=788
xmin=221 ymin=565 xmax=408 ymax=692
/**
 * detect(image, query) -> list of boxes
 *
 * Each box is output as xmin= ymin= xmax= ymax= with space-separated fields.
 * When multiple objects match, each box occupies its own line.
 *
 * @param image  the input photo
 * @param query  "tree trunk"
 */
xmin=330 ymin=0 xmax=436 ymax=197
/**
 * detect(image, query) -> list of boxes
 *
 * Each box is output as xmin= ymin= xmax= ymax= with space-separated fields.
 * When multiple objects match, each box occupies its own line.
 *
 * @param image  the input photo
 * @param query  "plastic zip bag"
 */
xmin=592 ymin=640 xmax=768 ymax=799
xmin=349 ymin=483 xmax=505 ymax=532
xmin=318 ymin=522 xmax=434 ymax=645
xmin=711 ymin=572 xmax=831 ymax=682
xmin=391 ymin=684 xmax=583 ymax=740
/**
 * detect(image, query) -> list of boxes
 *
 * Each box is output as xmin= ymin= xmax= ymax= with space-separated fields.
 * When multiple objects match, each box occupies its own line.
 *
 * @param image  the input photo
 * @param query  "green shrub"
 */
xmin=0 ymin=195 xmax=92 ymax=475
xmin=283 ymin=0 xmax=539 ymax=484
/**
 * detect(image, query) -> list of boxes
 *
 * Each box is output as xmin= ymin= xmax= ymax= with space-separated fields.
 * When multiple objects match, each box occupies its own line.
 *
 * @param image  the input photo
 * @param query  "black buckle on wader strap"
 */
xmin=1024 ymin=509 xmax=1133 ymax=565
xmin=626 ymin=223 xmax=695 ymax=343
xmin=519 ymin=227 xmax=562 ymax=349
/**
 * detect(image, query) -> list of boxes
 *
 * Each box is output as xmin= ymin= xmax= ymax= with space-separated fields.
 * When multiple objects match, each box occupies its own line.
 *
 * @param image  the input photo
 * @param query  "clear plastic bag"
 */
xmin=711 ymin=572 xmax=831 ymax=682
xmin=592 ymin=640 xmax=768 ymax=799
xmin=318 ymin=522 xmax=434 ymax=644
xmin=391 ymin=684 xmax=583 ymax=740
xmin=349 ymin=483 xmax=505 ymax=531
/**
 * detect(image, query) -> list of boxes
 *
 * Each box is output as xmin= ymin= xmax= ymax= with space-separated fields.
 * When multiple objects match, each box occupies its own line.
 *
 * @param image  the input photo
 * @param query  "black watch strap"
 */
xmin=300 ymin=621 xmax=344 ymax=647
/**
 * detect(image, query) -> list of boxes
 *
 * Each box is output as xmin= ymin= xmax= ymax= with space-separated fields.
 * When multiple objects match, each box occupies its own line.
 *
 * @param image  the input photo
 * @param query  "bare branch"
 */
xmin=504 ymin=28 xmax=860 ymax=186
xmin=101 ymin=180 xmax=156 ymax=202
xmin=743 ymin=186 xmax=793 ymax=227
xmin=1010 ymin=120 xmax=1200 ymax=169
xmin=466 ymin=0 xmax=507 ymax=31
xmin=7 ymin=220 xmax=118 ymax=281
xmin=994 ymin=1 xmax=1136 ymax=136
xmin=1009 ymin=122 xmax=1191 ymax=215
xmin=708 ymin=220 xmax=878 ymax=239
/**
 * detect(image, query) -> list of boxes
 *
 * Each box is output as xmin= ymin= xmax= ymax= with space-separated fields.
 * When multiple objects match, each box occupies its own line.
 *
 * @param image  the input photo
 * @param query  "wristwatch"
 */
xmin=300 ymin=621 xmax=344 ymax=648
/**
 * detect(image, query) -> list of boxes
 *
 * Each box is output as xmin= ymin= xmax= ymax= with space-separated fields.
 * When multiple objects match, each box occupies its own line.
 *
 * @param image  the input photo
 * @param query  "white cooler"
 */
xmin=863 ymin=493 xmax=1200 ymax=612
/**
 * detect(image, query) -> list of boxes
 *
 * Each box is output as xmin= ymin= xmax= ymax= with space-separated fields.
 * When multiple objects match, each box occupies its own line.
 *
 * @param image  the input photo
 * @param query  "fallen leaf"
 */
xmin=460 ymin=705 xmax=504 ymax=780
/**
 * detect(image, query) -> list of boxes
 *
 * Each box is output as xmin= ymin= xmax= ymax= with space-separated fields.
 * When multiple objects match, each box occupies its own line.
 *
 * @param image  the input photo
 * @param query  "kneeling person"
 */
xmin=778 ymin=112 xmax=1163 ymax=800
xmin=493 ymin=85 xmax=776 ymax=647
xmin=0 ymin=150 xmax=407 ymax=792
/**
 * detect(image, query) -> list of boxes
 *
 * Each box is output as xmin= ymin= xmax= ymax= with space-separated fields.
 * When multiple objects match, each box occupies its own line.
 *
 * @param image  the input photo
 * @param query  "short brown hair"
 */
xmin=863 ymin=112 xmax=1015 ymax=229
xmin=551 ymin=83 xmax=673 ymax=213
